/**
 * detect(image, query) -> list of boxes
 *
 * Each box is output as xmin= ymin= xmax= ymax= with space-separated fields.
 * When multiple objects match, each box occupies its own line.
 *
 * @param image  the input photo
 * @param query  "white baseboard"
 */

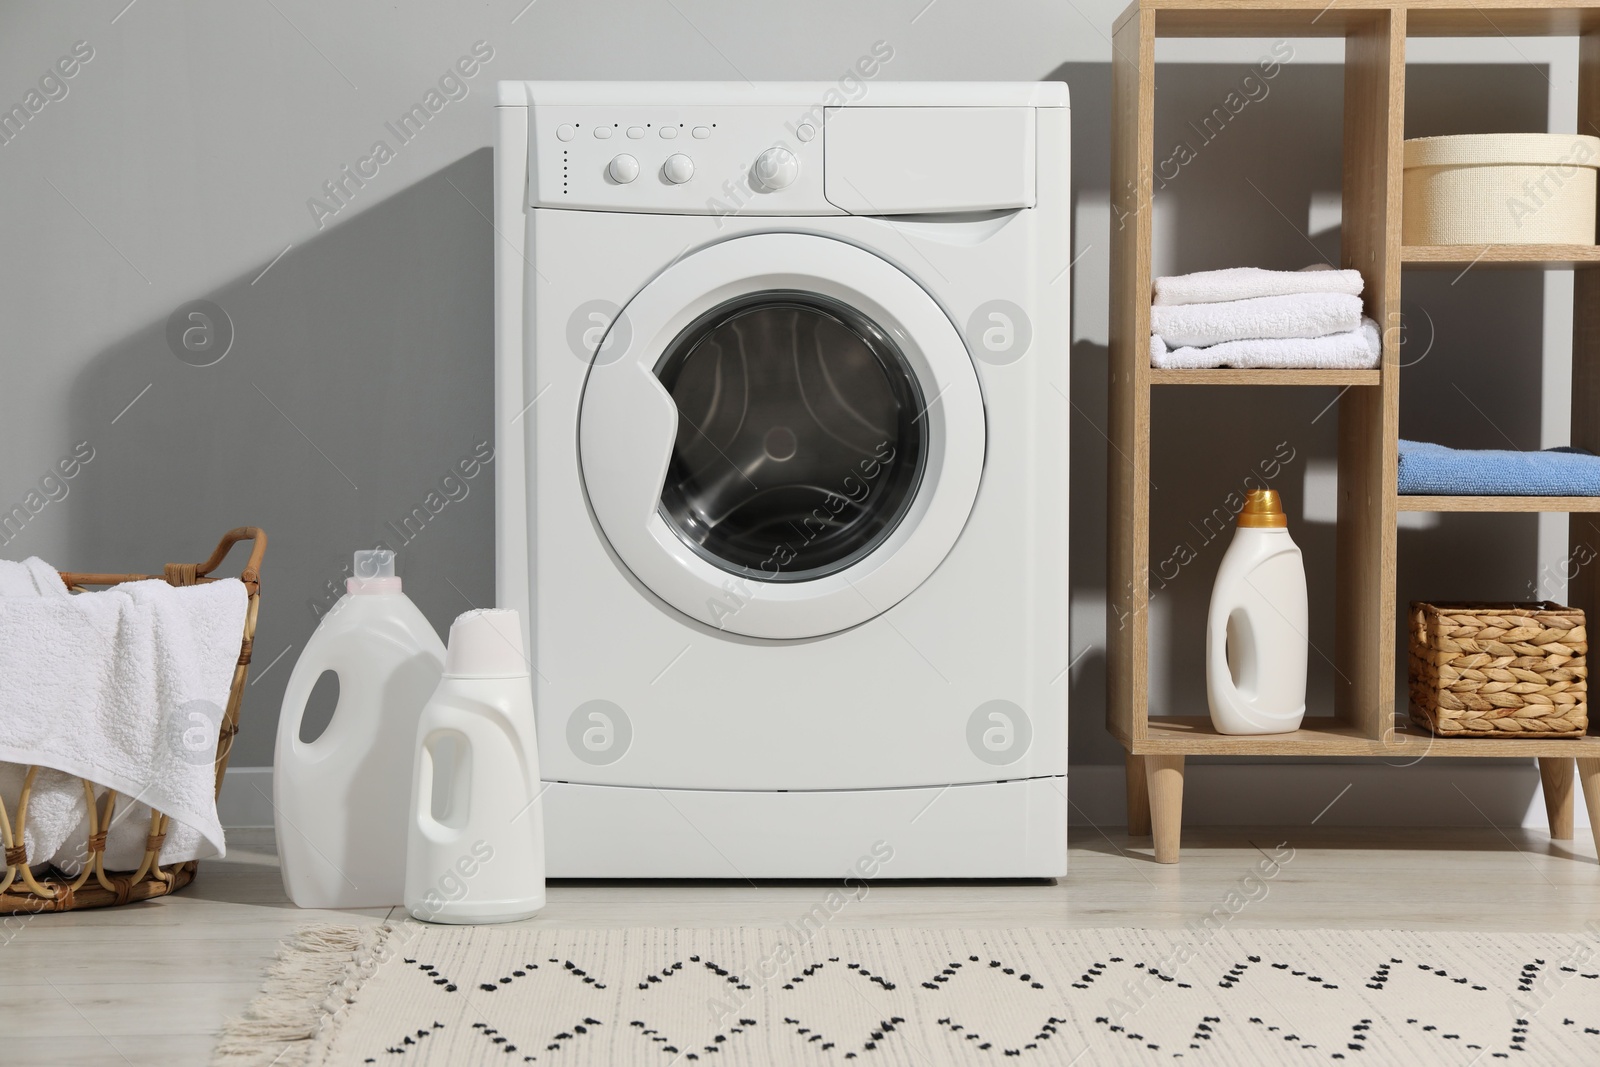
xmin=217 ymin=762 xmax=1590 ymax=831
xmin=217 ymin=766 xmax=275 ymax=828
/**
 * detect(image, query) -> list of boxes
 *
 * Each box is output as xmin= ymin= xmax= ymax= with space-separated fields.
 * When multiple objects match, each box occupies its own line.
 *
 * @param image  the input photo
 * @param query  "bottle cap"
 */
xmin=1237 ymin=489 xmax=1288 ymax=529
xmin=444 ymin=608 xmax=528 ymax=678
xmin=347 ymin=549 xmax=402 ymax=594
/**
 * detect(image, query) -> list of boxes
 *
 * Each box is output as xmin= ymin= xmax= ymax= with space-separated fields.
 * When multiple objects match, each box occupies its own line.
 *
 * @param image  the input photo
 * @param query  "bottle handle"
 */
xmin=413 ymin=727 xmax=471 ymax=843
xmin=278 ymin=646 xmax=338 ymax=760
xmin=1208 ymin=594 xmax=1255 ymax=723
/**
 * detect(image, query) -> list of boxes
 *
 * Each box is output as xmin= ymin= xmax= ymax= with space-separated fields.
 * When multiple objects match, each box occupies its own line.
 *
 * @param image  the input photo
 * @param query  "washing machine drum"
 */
xmin=578 ymin=233 xmax=984 ymax=640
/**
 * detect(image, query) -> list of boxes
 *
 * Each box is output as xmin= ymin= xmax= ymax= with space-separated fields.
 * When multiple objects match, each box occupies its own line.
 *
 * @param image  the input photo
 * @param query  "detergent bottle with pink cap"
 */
xmin=274 ymin=549 xmax=446 ymax=908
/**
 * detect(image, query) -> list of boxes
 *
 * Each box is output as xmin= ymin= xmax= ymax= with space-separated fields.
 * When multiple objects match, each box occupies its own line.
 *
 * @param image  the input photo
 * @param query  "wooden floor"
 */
xmin=6 ymin=825 xmax=1598 ymax=1065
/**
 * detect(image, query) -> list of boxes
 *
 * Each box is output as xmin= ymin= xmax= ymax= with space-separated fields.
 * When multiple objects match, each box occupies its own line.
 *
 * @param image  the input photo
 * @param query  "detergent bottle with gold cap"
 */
xmin=1207 ymin=489 xmax=1308 ymax=735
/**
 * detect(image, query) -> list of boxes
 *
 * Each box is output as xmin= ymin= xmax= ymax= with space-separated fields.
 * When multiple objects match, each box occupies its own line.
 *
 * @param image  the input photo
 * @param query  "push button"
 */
xmin=556 ymin=123 xmax=575 ymax=141
xmin=797 ymin=123 xmax=816 ymax=142
xmin=626 ymin=126 xmax=646 ymax=139
xmin=660 ymin=126 xmax=679 ymax=139
xmin=692 ymin=126 xmax=711 ymax=139
xmin=594 ymin=126 xmax=613 ymax=139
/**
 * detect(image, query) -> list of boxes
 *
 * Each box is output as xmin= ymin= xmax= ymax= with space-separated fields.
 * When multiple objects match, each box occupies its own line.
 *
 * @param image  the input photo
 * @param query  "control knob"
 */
xmin=608 ymin=154 xmax=639 ymax=184
xmin=663 ymin=153 xmax=695 ymax=184
xmin=752 ymin=147 xmax=798 ymax=191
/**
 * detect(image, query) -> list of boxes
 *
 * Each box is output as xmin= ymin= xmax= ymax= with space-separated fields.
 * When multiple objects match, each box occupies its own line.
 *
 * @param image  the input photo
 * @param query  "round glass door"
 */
xmin=655 ymin=291 xmax=927 ymax=583
xmin=576 ymin=232 xmax=984 ymax=640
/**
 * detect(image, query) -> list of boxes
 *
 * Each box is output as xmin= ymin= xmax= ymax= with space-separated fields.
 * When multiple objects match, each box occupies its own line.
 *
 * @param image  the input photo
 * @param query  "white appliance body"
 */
xmin=495 ymin=81 xmax=1070 ymax=878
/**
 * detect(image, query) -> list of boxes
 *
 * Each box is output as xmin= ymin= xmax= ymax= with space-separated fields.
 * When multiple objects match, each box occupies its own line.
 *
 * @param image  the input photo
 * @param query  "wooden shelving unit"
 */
xmin=1109 ymin=0 xmax=1600 ymax=862
xmin=1403 ymin=244 xmax=1600 ymax=269
xmin=1397 ymin=495 xmax=1600 ymax=512
xmin=1149 ymin=368 xmax=1382 ymax=385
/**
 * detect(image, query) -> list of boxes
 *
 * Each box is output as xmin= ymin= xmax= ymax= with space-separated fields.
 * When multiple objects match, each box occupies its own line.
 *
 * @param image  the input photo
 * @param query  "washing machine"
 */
xmin=494 ymin=81 xmax=1070 ymax=879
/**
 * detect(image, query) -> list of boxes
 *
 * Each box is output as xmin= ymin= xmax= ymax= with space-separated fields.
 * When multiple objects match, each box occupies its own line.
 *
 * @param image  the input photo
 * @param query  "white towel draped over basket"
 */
xmin=0 ymin=557 xmax=246 ymax=873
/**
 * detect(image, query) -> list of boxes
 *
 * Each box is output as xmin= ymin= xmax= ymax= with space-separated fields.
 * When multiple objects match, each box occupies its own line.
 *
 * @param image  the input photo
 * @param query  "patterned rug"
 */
xmin=215 ymin=924 xmax=1600 ymax=1065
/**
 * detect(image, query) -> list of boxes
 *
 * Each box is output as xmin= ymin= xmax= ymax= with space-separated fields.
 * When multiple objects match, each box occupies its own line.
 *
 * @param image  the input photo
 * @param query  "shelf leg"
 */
xmin=1579 ymin=759 xmax=1600 ymax=863
xmin=1538 ymin=757 xmax=1576 ymax=841
xmin=1125 ymin=753 xmax=1151 ymax=837
xmin=1147 ymin=754 xmax=1185 ymax=864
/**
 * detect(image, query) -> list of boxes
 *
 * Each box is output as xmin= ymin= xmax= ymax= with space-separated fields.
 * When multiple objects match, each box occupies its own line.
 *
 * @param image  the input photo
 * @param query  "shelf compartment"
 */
xmin=1137 ymin=716 xmax=1373 ymax=755
xmin=1150 ymin=368 xmax=1380 ymax=386
xmin=1402 ymin=244 xmax=1600 ymax=270
xmin=1132 ymin=2 xmax=1600 ymax=40
xmin=1133 ymin=1 xmax=1387 ymax=38
xmin=1379 ymin=728 xmax=1600 ymax=758
xmin=1137 ymin=715 xmax=1600 ymax=757
xmin=1397 ymin=495 xmax=1600 ymax=512
xmin=1405 ymin=7 xmax=1600 ymax=37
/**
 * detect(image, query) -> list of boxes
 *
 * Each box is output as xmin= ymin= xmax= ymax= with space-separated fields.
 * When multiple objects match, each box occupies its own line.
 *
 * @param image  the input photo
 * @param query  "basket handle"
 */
xmin=195 ymin=527 xmax=267 ymax=586
xmin=56 ymin=527 xmax=266 ymax=592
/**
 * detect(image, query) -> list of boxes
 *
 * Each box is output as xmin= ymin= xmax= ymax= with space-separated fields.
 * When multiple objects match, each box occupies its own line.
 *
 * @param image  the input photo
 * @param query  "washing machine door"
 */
xmin=578 ymin=232 xmax=984 ymax=639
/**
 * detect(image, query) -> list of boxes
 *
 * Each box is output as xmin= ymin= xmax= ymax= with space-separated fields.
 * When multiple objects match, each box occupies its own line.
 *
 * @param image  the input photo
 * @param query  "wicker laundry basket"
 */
xmin=1408 ymin=601 xmax=1589 ymax=738
xmin=0 ymin=528 xmax=264 ymax=913
xmin=1402 ymin=133 xmax=1600 ymax=246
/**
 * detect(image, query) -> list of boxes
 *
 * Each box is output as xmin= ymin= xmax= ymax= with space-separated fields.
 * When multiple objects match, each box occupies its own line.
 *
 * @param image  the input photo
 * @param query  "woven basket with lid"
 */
xmin=1408 ymin=601 xmax=1588 ymax=738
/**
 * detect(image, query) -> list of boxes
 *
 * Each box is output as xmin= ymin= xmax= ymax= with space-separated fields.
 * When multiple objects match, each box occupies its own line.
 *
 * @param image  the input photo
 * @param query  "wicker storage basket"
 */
xmin=1402 ymin=133 xmax=1600 ymax=246
xmin=0 ymin=528 xmax=264 ymax=913
xmin=1408 ymin=601 xmax=1588 ymax=738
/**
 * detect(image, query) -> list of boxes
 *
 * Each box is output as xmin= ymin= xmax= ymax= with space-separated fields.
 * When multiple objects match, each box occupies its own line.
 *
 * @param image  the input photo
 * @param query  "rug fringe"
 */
xmin=211 ymin=922 xmax=392 ymax=1067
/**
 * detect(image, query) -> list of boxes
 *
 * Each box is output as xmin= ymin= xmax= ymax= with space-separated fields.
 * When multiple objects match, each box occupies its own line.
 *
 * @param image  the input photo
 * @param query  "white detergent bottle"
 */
xmin=274 ymin=550 xmax=446 ymax=908
xmin=405 ymin=608 xmax=545 ymax=924
xmin=1207 ymin=490 xmax=1309 ymax=735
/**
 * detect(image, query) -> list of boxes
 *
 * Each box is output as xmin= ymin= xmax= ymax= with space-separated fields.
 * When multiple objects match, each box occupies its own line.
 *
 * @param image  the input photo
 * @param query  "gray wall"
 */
xmin=1 ymin=3 xmax=1575 ymax=800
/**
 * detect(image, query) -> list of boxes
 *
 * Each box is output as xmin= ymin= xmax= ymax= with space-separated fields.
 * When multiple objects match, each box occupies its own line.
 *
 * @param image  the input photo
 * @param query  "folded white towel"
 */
xmin=0 ymin=557 xmax=69 ymax=598
xmin=1153 ymin=265 xmax=1365 ymax=306
xmin=0 ymin=573 xmax=245 ymax=869
xmin=1151 ymin=317 xmax=1382 ymax=370
xmin=1150 ymin=291 xmax=1363 ymax=349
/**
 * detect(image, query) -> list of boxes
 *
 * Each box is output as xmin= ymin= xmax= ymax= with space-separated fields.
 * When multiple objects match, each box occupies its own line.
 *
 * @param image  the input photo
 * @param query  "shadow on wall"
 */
xmin=66 ymin=148 xmax=497 ymax=767
xmin=48 ymin=56 xmax=1558 ymax=791
xmin=1070 ymin=340 xmax=1115 ymax=765
xmin=1049 ymin=60 xmax=1119 ymax=767
xmin=1055 ymin=58 xmax=1353 ymax=746
xmin=1144 ymin=59 xmax=1347 ymax=726
xmin=1054 ymin=55 xmax=1551 ymax=777
xmin=1396 ymin=64 xmax=1550 ymax=700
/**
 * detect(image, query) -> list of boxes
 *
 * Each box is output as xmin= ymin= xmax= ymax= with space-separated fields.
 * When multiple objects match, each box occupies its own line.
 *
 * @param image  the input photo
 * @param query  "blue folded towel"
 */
xmin=1397 ymin=439 xmax=1600 ymax=496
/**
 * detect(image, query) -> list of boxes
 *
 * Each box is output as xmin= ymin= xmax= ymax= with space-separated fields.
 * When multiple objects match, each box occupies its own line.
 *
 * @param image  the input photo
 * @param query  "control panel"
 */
xmin=529 ymin=105 xmax=835 ymax=215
